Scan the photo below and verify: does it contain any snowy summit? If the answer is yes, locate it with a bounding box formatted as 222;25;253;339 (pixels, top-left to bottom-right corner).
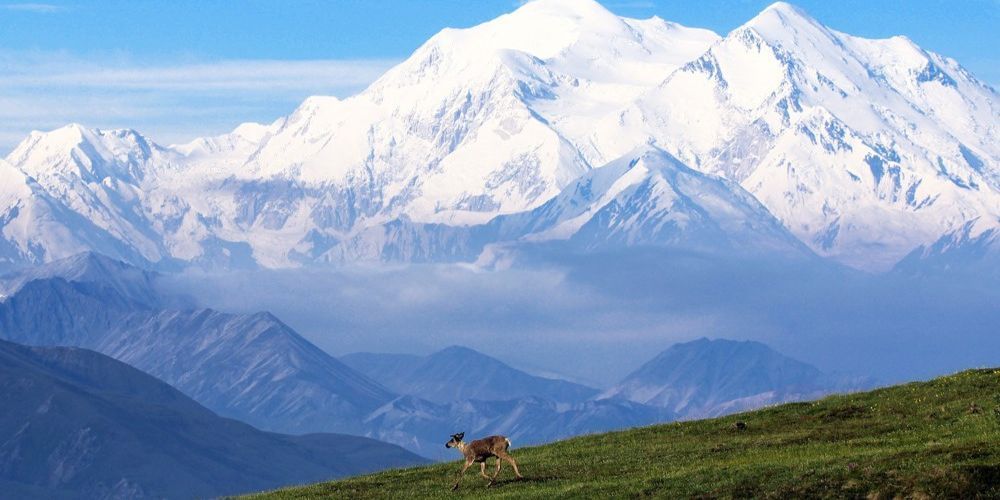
0;0;996;272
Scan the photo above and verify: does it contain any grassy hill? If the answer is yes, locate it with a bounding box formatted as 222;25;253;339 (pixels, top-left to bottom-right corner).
245;369;1000;499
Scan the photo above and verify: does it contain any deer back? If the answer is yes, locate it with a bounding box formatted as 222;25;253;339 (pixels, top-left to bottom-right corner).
465;435;509;459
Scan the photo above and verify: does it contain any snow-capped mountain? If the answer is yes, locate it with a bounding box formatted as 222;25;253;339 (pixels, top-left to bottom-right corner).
590;2;999;269
3;126;180;267
482;147;811;257
600;338;871;418
241;0;718;216
1;0;996;271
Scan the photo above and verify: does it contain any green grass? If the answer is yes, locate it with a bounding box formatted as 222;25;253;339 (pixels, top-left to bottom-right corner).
245;369;1000;499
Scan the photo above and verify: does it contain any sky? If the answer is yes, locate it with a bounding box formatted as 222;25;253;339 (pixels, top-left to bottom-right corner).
1;0;997;151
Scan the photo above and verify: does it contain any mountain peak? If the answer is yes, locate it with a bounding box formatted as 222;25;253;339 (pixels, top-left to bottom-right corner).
34;123;148;149
230;121;271;142
511;0;616;20
8;123;167;183
430;345;498;362
741;1;825;44
0;251;163;308
423;0;627;61
602;337;837;417
29;122;87;148
756;1;816;23
762;1;808;16
667;337;771;354
342;346;599;405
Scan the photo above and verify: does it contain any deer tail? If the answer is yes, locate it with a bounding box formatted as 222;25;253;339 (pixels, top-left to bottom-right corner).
505;437;512;450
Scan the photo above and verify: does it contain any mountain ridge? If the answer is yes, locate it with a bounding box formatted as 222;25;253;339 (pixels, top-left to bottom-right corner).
600;337;872;418
341;345;599;405
0;253;670;456
589;1;998;269
0;255;397;436
0;337;426;499
1;0;996;272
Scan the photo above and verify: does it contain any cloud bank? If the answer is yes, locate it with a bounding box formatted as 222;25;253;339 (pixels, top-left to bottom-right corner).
1;3;64;14
159;250;1000;387
0;51;398;151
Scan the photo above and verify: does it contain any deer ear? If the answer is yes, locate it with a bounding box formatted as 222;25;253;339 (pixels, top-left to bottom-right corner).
456;432;465;440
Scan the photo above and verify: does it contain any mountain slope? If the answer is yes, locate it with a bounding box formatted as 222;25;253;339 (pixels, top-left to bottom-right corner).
248;368;1000;499
0;157;159;272
484;147;812;257
338;346;674;459
0;255;394;436
601;338;865;418
0;254;671;455
363;394;669;460
342;345;598;404
893;221;1000;281
215;0;718;262
0;338;425;500
2;126;179;268
0;251;164;307
320;146;819;265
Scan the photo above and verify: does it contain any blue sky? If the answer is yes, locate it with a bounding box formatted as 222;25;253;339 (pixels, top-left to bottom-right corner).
1;0;997;151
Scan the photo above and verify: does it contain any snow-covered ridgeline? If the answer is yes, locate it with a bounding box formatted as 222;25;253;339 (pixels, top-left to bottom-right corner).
1;0;997;271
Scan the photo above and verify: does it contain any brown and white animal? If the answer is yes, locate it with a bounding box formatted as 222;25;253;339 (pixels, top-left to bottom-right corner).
445;432;522;490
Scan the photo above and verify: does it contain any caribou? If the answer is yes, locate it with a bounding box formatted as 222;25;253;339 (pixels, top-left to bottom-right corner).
445;432;523;490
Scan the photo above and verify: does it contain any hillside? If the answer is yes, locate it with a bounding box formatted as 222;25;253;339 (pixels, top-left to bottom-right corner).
246;368;1000;499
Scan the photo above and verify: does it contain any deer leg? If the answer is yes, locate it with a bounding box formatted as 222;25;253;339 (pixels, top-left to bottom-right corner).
497;451;523;479
452;459;472;491
493;456;502;479
479;461;492;484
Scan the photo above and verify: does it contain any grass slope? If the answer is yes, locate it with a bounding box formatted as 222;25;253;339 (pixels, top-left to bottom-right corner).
245;369;1000;499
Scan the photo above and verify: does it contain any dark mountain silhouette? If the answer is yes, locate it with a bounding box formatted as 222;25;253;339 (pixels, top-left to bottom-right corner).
0;338;425;499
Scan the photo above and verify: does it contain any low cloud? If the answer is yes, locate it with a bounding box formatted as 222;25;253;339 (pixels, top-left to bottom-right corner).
0;51;398;151
2;58;396;92
161;262;728;386
1;3;64;14
159;251;1000;387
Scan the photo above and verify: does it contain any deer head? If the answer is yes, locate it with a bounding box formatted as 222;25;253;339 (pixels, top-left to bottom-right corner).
445;432;465;448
